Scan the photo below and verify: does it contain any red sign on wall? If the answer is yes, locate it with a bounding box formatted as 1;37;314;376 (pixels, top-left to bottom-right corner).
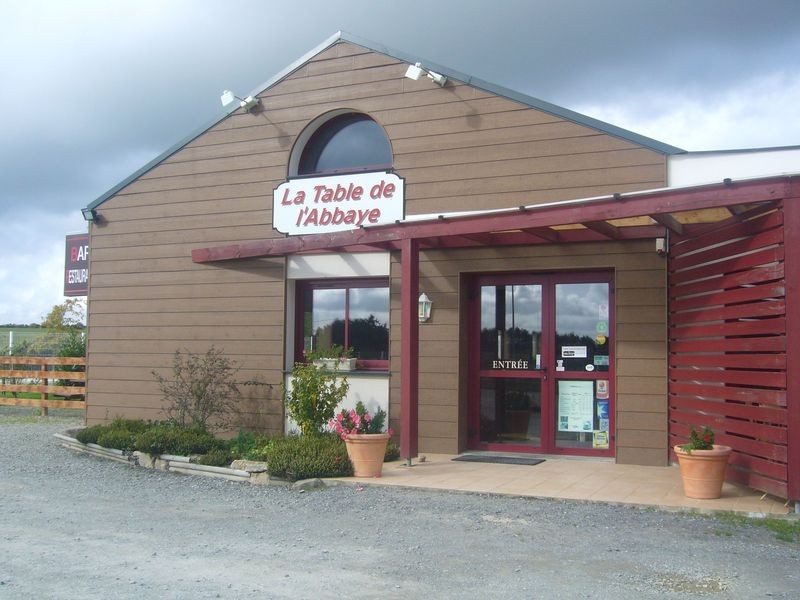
64;233;89;296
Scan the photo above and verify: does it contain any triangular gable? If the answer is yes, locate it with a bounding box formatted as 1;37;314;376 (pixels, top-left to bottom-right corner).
84;31;683;214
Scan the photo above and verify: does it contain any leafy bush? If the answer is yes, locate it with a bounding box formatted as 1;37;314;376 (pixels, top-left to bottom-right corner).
384;439;400;462
75;424;109;445
109;418;151;433
96;428;138;452
228;430;269;460
285;362;349;436
267;434;353;481
133;423;222;456
58;330;86;358
152;347;242;432
196;447;233;467
244;438;274;462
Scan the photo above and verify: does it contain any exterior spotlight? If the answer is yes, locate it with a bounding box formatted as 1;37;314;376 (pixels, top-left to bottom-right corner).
404;62;447;87
418;293;433;323
81;208;98;222
405;62;425;81
220;89;261;112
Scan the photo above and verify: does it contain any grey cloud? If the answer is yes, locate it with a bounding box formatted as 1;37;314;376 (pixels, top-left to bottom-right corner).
2;0;799;323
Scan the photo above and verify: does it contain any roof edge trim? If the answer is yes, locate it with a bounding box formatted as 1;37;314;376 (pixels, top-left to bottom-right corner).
84;30;684;214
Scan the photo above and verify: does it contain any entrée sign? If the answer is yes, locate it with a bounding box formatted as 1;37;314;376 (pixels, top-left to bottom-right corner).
272;171;405;236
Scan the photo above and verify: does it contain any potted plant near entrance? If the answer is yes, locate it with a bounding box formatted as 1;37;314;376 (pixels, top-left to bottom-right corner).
674;426;732;499
330;401;393;477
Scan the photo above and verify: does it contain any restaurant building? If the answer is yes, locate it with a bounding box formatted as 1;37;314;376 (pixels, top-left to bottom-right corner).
81;32;799;504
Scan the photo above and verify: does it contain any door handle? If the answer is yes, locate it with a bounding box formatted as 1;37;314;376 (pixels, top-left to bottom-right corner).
497;331;503;359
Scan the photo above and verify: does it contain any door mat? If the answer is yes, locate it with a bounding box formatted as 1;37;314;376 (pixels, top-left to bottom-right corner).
452;455;545;466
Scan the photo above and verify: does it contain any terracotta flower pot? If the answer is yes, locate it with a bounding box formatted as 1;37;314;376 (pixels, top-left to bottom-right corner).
674;444;732;499
344;433;390;477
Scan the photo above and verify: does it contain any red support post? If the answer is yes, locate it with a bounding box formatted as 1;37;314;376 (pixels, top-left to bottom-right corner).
400;238;419;461
783;193;800;506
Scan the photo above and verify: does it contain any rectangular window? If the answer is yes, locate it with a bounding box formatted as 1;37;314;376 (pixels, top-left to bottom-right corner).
296;279;389;370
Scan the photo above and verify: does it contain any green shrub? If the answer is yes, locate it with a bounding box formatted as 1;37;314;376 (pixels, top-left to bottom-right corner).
228;429;262;459
267;434;353;481
96;428;138;452
58;330;86;358
76;419;152;446
284;362;349;436
75;424;109;445
109;418;151;433
196;447;233;467
133;424;221;456
152;347;242;432
384;439;400;462
244;438;273;462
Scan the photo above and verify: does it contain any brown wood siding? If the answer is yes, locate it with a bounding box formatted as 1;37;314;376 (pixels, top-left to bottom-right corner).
86;40;667;438
389;240;667;465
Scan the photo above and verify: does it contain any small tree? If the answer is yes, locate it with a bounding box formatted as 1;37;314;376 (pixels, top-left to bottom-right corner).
152;347;241;432
285;362;349;436
32;299;87;356
41;299;86;331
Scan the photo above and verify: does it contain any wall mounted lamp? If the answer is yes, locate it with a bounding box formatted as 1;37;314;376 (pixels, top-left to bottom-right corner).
404;62;447;87
81;208;99;222
220;89;261;112
418;293;433;323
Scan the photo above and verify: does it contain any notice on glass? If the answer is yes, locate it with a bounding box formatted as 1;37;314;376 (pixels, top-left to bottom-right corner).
593;431;609;449
561;346;588;358
557;380;594;432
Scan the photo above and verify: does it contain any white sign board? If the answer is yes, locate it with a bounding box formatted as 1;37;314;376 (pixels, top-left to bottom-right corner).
561;346;588;358
557;380;594;432
273;171;405;236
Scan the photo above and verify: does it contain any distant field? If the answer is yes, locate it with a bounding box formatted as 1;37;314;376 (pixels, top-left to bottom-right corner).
0;327;47;340
0;327;72;354
1;327;44;350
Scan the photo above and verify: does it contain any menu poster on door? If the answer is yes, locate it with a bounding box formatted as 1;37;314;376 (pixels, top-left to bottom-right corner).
557;380;594;432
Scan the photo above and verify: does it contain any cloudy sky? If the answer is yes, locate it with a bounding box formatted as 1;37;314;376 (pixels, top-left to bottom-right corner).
2;0;798;324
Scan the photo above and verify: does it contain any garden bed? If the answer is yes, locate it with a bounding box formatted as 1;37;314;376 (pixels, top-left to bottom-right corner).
54;431;283;486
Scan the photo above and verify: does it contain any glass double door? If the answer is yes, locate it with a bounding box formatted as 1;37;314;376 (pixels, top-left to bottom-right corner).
469;273;614;456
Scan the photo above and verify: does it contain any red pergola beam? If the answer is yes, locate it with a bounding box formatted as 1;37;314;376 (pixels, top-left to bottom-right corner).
651;213;684;235
192;178;792;263
582;220;620;239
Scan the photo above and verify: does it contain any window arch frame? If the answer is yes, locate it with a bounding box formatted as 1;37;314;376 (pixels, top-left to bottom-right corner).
288;109;393;178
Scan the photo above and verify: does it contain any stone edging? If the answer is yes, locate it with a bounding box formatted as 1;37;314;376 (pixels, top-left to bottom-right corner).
54;432;285;486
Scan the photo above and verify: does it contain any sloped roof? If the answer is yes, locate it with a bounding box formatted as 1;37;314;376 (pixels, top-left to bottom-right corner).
84;31;684;214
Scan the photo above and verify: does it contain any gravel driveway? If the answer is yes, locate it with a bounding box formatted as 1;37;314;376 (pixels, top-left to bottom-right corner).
1;409;797;599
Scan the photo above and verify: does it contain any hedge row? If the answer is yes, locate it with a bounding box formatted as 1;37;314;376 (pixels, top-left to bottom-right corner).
75;420;400;479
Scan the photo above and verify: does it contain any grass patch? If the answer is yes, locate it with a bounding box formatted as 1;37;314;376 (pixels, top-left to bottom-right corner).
712;511;800;543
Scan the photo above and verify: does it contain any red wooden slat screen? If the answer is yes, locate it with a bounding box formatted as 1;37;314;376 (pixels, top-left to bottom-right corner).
668;204;789;499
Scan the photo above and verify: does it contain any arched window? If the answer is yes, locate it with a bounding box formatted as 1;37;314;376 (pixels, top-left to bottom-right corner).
297;113;392;176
